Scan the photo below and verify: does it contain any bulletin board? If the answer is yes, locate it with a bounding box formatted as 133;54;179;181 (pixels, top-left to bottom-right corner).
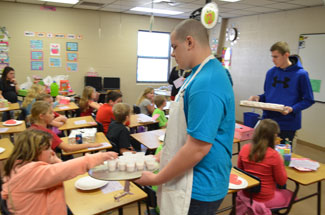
298;33;325;102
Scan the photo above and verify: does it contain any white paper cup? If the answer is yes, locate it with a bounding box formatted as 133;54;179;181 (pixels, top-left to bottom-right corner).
145;159;156;170
136;160;145;171
123;152;133;157
118;160;126;171
126;161;136;172
108;159;117;172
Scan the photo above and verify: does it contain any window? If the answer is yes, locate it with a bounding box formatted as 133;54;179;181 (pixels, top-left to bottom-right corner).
136;30;171;83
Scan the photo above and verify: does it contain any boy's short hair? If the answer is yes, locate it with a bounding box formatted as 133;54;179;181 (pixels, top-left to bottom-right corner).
270;41;290;55
35;93;52;101
107;91;122;103
113;103;130;123
154;95;166;108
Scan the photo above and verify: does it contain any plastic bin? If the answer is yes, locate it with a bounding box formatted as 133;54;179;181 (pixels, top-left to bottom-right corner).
243;112;260;128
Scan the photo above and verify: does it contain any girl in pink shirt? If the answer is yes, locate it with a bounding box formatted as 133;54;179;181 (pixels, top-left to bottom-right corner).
237;119;292;213
1;129;117;215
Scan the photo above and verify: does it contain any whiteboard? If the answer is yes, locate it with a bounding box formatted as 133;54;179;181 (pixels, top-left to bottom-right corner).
298;34;325;102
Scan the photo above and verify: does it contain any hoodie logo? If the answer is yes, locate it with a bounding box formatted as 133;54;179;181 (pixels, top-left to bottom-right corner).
272;76;290;88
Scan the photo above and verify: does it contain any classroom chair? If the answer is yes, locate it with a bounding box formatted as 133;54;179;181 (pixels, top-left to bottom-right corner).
133;105;141;114
96;121;104;133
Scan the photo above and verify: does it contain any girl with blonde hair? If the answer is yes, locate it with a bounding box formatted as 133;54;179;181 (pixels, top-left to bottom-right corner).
79;86;102;116
1;129;117;215
136;87;154;115
22;84;46;115
29;101;102;154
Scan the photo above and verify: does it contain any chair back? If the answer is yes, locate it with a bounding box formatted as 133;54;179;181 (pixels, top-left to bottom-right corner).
133;105;140;114
17;107;27;121
96;121;104;133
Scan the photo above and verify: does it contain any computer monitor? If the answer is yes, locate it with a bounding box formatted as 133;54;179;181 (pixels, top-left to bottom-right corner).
84;76;102;92
103;77;120;90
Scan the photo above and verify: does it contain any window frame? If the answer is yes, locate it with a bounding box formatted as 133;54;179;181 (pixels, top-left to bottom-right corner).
136;30;171;83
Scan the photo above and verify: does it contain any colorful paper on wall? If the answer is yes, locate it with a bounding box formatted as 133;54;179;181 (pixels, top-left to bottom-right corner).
66;62;78;72
0;52;9;62
31;61;43;70
66;42;78;51
0;42;9;52
24;31;35;37
31;51;43;60
0;63;8;71
67;52;78;62
30;40;43;50
50;43;60;56
310;79;321;93
49;58;61;67
67;34;76;39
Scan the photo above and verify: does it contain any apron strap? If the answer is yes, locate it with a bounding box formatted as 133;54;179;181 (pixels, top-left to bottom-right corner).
175;55;215;101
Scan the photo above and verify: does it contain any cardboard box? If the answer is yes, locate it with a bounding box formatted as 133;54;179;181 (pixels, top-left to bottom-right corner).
234;123;254;141
68;128;97;144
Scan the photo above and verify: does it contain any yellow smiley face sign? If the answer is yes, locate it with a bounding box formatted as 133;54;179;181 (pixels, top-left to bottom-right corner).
201;2;219;29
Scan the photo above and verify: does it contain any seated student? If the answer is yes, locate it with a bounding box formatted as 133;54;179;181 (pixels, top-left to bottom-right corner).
79;86;102;117
106;103;135;155
30;101;102;154
1;129;118;215
237;119;292;211
35;93;67;128
22;84;46;116
152;95;168;128
96;91;122;134
0;66;19;103
136;87;155;116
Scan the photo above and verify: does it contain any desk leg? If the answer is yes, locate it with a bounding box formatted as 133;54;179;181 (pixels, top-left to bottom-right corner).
317;182;321;215
229;192;237;215
118;207;123;215
137;201;142;215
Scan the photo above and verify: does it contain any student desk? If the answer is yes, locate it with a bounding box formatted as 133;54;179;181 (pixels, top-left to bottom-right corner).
128;114;158;129
0;103;20;112
154;89;171;97
216;167;260;215
61;132;112;155
64;173;147;215
0;138;13;161
53;102;79;112
284;153;325;215
131;129;166;150
232;137;282;156
58;116;96;131
0;121;26;135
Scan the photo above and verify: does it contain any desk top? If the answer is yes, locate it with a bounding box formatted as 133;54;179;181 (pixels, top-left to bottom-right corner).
0;121;26;134
59;116;96;131
131;129;166;149
128;114;158;128
228;168;260;194
53;102;79;112
0;103;20;112
154;89;171;97
0;138;14;160
64;173;147;215
61;132;112;155
285;153;325;185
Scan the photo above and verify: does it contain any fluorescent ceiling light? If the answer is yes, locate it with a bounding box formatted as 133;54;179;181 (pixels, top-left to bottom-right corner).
40;0;79;4
220;0;241;2
130;7;183;15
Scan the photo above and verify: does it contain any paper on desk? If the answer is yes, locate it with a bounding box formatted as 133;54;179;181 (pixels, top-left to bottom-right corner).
0;108;8;111
289;158;320;171
0;128;9;133
137;114;155;123
101;181;124;194
58;106;68;110
74;120;87;125
88;142;110;150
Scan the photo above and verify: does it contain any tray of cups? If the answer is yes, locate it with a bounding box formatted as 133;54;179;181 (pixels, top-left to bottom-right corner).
240;100;285;112
89;152;159;181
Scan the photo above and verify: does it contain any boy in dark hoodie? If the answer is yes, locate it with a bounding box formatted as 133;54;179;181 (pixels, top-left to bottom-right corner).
249;41;314;144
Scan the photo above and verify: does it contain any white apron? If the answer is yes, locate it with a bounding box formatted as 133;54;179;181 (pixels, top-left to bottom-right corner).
157;55;215;215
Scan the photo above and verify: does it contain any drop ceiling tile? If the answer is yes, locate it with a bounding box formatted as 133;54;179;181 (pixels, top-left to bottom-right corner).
266;2;305;9
230;9;259;15
73;4;102;9
16;0;45;4
245;6;279;12
219;12;239;18
174;2;203;10
238;0;274;6
79;0;115;4
289;0;324;6
221;2;254;10
268;0;294;2
102;3;132;10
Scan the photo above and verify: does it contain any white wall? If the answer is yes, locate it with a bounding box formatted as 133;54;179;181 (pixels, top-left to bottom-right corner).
226;6;325;148
0;2;181;105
